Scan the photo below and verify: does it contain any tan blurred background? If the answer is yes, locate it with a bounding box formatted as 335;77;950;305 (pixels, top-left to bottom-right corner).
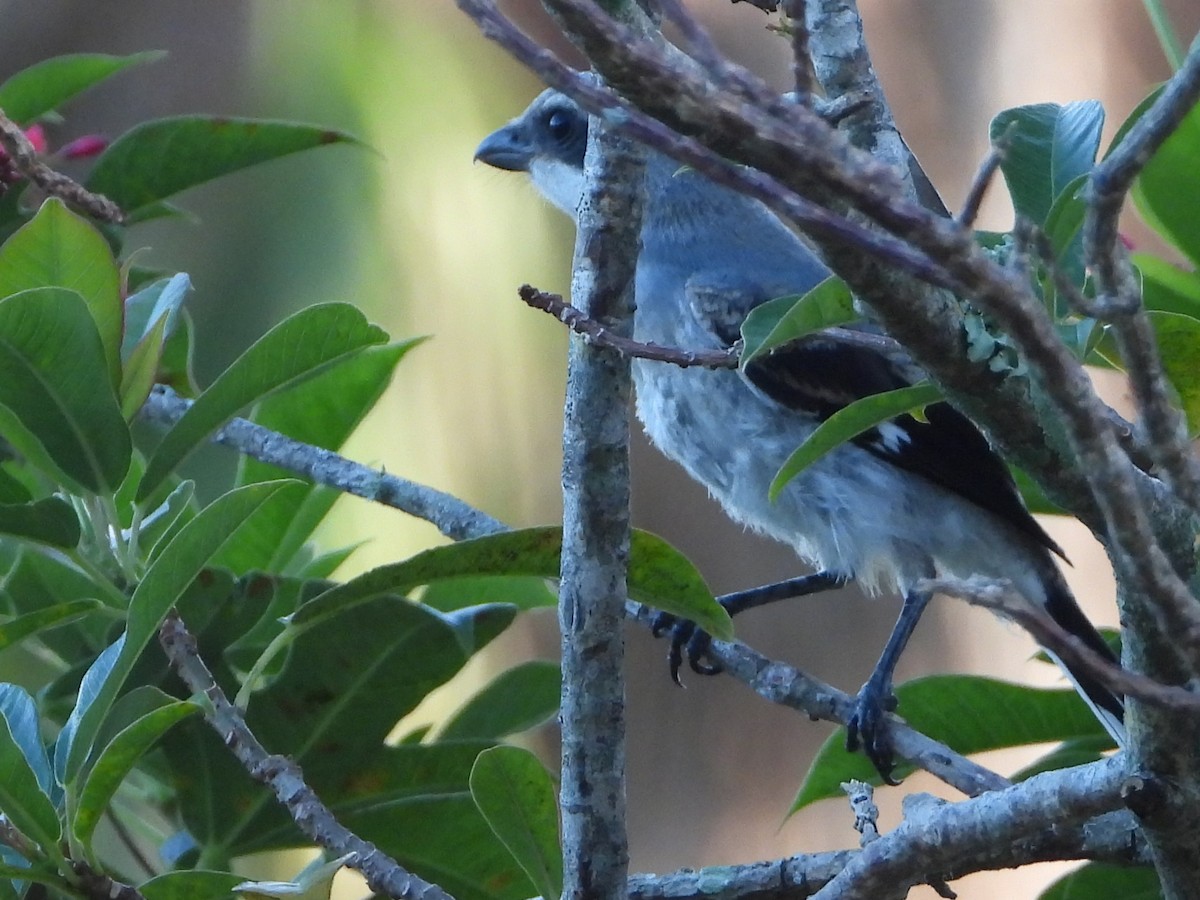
2;1;1197;897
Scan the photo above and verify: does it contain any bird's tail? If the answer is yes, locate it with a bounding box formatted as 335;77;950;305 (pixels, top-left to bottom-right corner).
1040;570;1125;746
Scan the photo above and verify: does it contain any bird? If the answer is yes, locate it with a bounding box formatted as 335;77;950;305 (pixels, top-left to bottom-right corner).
474;87;1124;780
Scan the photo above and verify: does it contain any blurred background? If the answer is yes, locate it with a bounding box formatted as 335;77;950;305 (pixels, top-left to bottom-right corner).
2;1;1197;897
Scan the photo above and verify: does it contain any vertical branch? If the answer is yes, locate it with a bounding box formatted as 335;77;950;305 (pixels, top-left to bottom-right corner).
1085;40;1200;515
556;83;648;900
783;0;813;100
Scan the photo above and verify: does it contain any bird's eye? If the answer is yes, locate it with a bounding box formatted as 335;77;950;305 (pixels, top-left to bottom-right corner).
545;109;575;143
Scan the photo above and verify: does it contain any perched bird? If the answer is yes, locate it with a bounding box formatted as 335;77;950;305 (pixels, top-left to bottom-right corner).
474;88;1124;778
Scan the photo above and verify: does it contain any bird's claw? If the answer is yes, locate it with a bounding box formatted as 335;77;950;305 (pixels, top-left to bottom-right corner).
650;611;722;684
846;679;901;785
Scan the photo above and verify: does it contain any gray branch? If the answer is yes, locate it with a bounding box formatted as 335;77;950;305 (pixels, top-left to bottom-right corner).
1085;40;1200;516
141;385;506;543
554;58;648;900
157;612;454;900
810;755;1133;900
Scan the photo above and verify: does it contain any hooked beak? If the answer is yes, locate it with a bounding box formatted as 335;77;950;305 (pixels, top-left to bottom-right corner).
474;124;534;172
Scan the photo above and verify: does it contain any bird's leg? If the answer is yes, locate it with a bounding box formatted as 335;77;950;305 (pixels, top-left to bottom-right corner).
846;586;933;784
651;571;850;683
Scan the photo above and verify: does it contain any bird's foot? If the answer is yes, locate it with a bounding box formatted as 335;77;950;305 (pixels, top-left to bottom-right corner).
846;678;901;785
650;612;722;684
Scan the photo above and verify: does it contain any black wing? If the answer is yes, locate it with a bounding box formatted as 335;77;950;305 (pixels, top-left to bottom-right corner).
743;335;1065;560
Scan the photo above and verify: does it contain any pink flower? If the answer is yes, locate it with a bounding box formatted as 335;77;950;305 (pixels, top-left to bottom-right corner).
23;124;47;154
59;134;108;160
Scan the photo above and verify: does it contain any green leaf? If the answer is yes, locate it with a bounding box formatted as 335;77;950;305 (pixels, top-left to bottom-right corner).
440;661;560;740
991;101;1105;225
86;117;361;217
1135;253;1200;319
421;576;556;612
0;466;31;504
139;871;245;900
0;599;103;652
217;340;420;575
770;383;943;501
138;303;387;501
72;699;199;848
54;636;124;785
293;527;731;640
0;52;165;125
121;273;191;361
121;313;171;420
61;480;293;780
0;548;118;662
143;480;198;563
0;685;53;796
1041;173;1090;307
1011;468;1065;517
121;274;192;415
470;747;563;900
1038;863;1161;900
1133;89;1200;266
1144;311;1200;434
0;497;80;547
791;675;1108;813
0;287;131;492
0;701;61;855
0;199;122;384
1104;86;1164;162
158;308;199;397
739;278;857;367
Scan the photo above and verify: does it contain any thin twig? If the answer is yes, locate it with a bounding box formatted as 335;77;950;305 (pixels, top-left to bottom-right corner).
521;284;916;365
141;385;507;543
955;137;1008;228
105;811;158;881
651;0;728;81
1082;41;1200;517
0;107;125;224
783;0;813;101
521;284;738;368
927;575;1200;712
158;611;455;900
1012;221;1157;475
843;780;880;846
624;600;1011;798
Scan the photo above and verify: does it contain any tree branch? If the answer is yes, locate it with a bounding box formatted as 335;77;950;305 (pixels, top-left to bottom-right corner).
157;611;455;900
520;284;739;368
554;83;646;900
1085;40;1200;516
927;575;1200;712
141;385;507;542
810;754;1133;900
0;107;125;224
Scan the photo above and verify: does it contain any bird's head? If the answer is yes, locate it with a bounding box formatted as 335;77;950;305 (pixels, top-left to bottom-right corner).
474;89;589;217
